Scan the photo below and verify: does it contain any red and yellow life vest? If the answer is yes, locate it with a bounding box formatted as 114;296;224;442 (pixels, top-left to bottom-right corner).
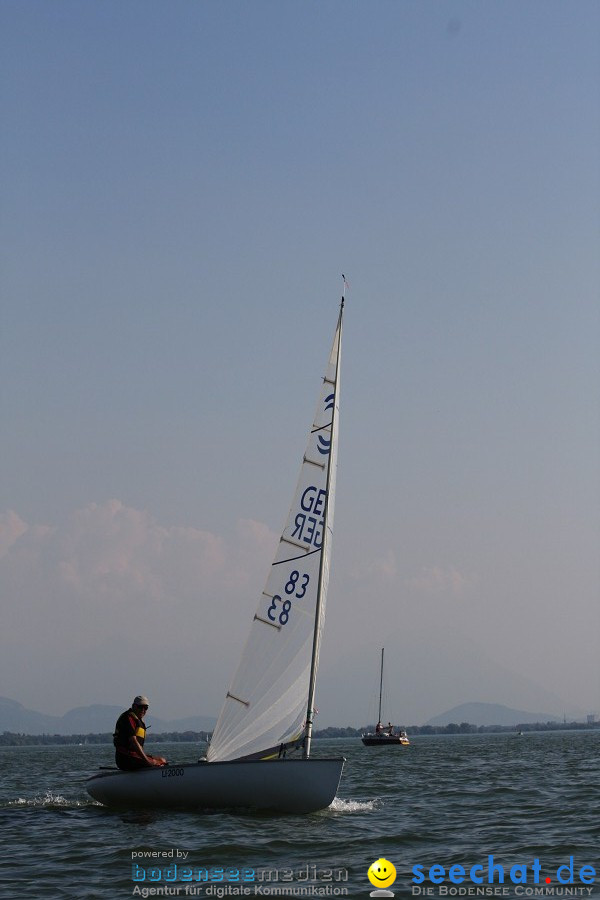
113;709;146;757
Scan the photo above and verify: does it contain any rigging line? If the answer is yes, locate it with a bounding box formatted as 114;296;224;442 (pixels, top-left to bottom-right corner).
311;421;333;434
272;546;322;566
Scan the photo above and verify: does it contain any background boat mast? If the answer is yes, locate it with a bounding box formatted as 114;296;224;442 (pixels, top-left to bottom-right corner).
378;648;384;723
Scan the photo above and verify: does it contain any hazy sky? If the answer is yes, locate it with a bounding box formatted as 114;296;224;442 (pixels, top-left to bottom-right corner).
1;1;598;727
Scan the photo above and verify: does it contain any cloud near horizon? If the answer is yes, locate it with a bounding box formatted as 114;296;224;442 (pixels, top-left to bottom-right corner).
349;548;398;582
406;565;477;598
2;500;276;602
0;500;278;712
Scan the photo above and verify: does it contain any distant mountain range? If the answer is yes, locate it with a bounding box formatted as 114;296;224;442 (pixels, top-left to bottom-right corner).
425;702;560;727
0;696;216;735
1;696;569;735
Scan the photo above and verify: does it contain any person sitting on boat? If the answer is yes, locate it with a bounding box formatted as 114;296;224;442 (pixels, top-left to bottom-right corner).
375;722;384;735
113;696;167;770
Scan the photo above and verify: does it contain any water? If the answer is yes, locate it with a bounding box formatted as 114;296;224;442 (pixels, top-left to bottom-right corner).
1;732;598;899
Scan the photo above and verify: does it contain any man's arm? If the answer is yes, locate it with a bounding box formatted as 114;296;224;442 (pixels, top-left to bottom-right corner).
128;734;164;767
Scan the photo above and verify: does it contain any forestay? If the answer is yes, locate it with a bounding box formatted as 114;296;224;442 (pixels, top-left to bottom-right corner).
207;304;343;762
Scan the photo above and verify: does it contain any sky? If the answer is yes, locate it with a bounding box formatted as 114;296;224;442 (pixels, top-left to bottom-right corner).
1;0;598;728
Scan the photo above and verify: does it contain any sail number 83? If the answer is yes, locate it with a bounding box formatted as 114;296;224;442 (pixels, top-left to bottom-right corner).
267;571;310;626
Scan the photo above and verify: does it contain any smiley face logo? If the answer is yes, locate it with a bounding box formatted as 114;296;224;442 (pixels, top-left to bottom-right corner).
367;858;397;889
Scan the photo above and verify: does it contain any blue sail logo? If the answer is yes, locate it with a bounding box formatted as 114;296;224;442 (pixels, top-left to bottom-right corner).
317;393;335;455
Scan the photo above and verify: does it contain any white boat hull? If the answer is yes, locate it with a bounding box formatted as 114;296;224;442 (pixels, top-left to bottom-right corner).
86;757;345;814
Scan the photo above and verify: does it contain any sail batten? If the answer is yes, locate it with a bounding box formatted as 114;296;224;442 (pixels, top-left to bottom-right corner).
303;457;326;470
207;302;343;763
226;693;250;707
279;535;312;552
254;615;281;630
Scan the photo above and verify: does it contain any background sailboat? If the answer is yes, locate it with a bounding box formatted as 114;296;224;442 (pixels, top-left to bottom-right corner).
361;648;410;746
87;294;346;812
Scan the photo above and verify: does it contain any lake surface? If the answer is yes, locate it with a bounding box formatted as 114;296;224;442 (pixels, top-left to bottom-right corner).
1;731;598;899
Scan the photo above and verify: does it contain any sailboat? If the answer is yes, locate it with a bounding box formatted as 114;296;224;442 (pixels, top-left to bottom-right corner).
86;293;346;812
361;648;410;746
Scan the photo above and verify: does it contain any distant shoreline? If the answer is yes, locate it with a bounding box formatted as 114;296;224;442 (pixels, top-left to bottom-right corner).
0;721;597;746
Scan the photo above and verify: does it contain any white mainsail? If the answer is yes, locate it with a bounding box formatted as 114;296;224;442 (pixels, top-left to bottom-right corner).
208;303;343;762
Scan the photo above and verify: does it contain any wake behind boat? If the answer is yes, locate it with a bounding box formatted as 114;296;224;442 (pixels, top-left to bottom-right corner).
361;648;410;747
87;289;347;813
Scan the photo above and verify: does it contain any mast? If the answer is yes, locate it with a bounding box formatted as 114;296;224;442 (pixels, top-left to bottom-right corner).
378;648;384;724
303;291;344;759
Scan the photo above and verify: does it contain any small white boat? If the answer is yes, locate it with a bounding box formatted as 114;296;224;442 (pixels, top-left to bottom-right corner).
361;648;410;747
86;757;343;813
87;286;347;812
